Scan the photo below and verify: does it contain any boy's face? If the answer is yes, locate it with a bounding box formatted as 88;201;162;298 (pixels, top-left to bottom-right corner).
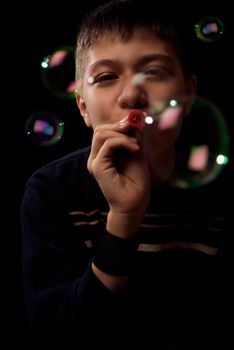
77;28;196;154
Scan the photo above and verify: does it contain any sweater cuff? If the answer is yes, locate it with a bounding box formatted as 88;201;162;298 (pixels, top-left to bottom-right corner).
93;230;138;276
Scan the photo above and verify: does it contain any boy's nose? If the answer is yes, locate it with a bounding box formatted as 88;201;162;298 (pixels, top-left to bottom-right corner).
118;80;148;109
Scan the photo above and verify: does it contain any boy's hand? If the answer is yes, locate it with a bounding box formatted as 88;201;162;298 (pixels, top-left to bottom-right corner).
87;118;150;238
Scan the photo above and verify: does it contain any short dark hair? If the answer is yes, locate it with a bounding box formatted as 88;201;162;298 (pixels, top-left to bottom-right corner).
75;0;196;81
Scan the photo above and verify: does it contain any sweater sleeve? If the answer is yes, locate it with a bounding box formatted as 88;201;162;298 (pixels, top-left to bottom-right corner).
21;169;128;348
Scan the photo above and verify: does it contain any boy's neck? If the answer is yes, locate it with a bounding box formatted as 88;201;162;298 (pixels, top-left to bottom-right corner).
149;147;175;186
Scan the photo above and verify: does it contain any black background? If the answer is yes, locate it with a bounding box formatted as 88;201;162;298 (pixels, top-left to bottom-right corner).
8;0;233;347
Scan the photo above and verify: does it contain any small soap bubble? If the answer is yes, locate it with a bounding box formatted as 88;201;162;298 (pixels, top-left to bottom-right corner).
25;111;64;146
87;76;94;84
41;46;76;99
145;115;154;125
158;105;183;130
195;16;224;43
132;73;145;86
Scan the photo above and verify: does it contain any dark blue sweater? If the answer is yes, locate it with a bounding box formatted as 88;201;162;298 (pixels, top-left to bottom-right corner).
21;146;231;349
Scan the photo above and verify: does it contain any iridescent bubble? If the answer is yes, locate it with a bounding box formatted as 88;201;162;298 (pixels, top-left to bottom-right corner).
41;46;76;99
25;111;64;146
147;99;182;129
87;76;94;84
157;104;183;130
169;96;230;188
131;73;145;86
149;100;168;115
195;16;224;43
145;115;154;125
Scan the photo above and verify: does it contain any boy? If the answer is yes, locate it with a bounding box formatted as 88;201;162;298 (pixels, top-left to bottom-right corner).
21;1;229;348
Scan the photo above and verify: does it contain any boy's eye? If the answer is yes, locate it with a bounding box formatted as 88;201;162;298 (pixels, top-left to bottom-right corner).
144;68;169;80
93;73;118;84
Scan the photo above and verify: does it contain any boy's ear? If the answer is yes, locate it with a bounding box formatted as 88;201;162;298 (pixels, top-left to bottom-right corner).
76;95;92;128
184;75;197;116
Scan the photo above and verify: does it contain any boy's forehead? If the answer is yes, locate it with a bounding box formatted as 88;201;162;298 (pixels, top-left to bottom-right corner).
88;28;164;48
83;29;177;70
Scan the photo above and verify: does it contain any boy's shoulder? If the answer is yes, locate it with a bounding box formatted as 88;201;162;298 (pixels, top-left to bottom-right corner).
25;146;91;187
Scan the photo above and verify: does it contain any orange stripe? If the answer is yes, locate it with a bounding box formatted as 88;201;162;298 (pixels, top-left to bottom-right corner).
73;220;101;226
137;241;218;255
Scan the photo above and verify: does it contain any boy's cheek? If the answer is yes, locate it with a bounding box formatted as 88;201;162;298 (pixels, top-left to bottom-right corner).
142;122;180;152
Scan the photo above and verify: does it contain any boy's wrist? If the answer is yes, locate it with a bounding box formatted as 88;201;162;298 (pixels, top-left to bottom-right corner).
107;209;144;239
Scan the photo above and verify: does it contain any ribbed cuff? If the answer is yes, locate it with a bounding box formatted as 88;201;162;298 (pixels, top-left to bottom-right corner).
93;230;138;275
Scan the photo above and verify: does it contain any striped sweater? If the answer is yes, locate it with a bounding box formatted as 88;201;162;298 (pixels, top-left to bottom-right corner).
21;146;231;349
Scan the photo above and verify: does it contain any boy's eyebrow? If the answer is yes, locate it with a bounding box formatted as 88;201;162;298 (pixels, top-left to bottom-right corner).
88;59;119;72
88;54;176;72
136;53;176;66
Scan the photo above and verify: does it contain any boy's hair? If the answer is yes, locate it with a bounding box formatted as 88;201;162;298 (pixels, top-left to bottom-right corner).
75;0;196;82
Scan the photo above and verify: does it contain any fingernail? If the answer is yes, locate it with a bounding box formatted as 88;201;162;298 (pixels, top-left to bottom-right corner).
118;116;129;128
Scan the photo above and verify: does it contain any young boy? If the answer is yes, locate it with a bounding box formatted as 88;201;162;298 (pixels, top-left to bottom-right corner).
21;1;229;349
